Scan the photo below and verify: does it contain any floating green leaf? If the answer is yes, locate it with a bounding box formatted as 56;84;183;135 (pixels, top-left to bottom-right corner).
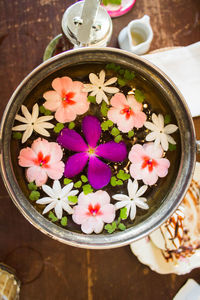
48;211;58;222
54;122;64;133
116;179;123;186
13;132;22;140
124;69;135;81
82;184;93;195
39;105;52;116
105;63;116;70
61;216;68;226
117;78;126;87
68;196;78;204
101;121;109;131
101;101;109;117
63;178;72;185
68;122;75;129
111;127;120;136
119;69;125;75
107;120;113;127
114;135;122;143
29;191;40;201
81;175;88;183
128;130;134;138
104;222;117;234
118;223;126;231
28;182;37;191
135;89;145;103
117;170;130;181
120;207;128;220
87;96;96;103
168;143;176;151
110;176;117;187
164;114;171;125
74;181;82;188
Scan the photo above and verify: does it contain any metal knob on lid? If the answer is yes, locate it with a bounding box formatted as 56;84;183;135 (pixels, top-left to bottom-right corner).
62;0;113;48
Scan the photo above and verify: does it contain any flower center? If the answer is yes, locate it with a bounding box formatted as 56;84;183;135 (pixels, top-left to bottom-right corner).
141;156;158;172
62;92;76;107
87;146;96;157
34;151;50;168
87;203;102;216
120;105;133;120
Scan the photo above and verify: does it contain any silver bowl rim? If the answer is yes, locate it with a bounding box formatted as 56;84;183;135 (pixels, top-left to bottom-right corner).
0;47;196;249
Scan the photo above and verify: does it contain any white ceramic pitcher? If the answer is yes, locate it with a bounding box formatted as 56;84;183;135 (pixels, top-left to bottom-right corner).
118;15;153;55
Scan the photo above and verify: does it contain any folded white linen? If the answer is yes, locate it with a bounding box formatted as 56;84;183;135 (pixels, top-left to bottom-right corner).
173;279;200;300
143;42;200;117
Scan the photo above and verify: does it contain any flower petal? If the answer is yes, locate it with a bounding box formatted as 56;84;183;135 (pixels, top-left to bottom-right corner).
60;182;73;198
166;134;176;145
33;125;50;137
144;121;159;132
43;91;61;111
104;77;118;86
34;121;54;129
103;86;119;94
87;157;111;189
145;131;158;142
110;93;127;108
42;184;57;198
22;125;34;143
96;141;127;162
55;106;76;123
155;158;170;177
54;202;63;219
128;179;138;198
61;201;74;214
163;124;178;134
32;104;39;122
112;194;130;201
115;201;130;210
52;76;73;95
42;202;56;215
36;197;53;205
21;105;32;122
160;133;169;151
36;115;54;122
52;180;62;195
89;73;99;85
12;124;28;131
135;199;149;210
130;203;136;220
152;113;161;129
18;147;36;167
26;166;48;186
82;115;101;148
136;185;148;197
57;128;87;152
15;114;29;123
158;114;164;129
64;152;88;178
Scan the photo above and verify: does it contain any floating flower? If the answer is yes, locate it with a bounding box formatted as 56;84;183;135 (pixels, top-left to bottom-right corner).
18;138;65;186
113;179;149;221
107;93;147;133
57;115;127;189
144;113;178;151
128;143;170;185
36;180;78;219
83;70;119;104
12;104;54;143
72;191;115;234
43;76;89;123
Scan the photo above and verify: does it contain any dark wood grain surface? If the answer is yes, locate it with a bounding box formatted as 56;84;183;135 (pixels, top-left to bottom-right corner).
0;1;200;299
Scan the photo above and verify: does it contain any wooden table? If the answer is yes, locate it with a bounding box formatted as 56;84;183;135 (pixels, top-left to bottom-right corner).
0;1;200;299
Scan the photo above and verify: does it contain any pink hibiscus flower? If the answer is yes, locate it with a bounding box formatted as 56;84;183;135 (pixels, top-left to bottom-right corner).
72;191;115;234
18;138;65;186
128;143;170;185
43;76;89;123
107;93;147;133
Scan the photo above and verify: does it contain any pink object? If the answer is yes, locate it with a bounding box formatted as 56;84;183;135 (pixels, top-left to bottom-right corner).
102;0;136;18
128;143;170;185
43;76;89;123
18;138;65;186
107;93;146;133
72;190;115;234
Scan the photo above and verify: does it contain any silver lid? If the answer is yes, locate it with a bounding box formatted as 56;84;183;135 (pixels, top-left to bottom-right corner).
62;1;112;47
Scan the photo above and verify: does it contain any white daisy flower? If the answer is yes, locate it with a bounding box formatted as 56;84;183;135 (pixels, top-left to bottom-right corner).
83;69;119;104
144;113;178;151
112;179;149;221
12;103;54;143
36;180;79;220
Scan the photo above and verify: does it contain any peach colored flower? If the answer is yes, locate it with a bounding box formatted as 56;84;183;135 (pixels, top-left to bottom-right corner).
72;191;115;234
107;93;147;133
128;143;170;185
18;138;65;186
43;76;89;123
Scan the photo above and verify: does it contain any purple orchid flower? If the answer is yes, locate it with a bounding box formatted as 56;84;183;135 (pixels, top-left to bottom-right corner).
57;115;127;189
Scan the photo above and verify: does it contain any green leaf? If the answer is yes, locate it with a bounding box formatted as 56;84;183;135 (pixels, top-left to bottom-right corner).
128;130;134;138
164;114;171;125
124;69;135;81
28;182;37;191
120;207;128;220
63;178;72;185
44;109;52;116
68;196;78;204
119;69;125;75
82;184;93;195
87;96;96;103
114;135;122;143
68;122;75;129
12;132;22;140
54;122;64;133
81;175;88;183
110;176;117;187
101;121;108;131
117;78;126;87
101;101;109;117
135;89;145;103
74;181;82;188
168;143;176;151
116;179;123;186
117;170;130;181
29;191;40;201
118;223;126;231
104;222;117;234
107;120;113;127
105;63;116;70
111;127;120;136
48;211;58;222
39;105;45;114
61;216;67;226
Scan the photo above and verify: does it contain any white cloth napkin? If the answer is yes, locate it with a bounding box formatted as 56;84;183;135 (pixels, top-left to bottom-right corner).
173;279;200;300
142;42;200;117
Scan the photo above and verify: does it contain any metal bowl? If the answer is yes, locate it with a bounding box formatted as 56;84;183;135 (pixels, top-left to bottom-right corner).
0;47;198;249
